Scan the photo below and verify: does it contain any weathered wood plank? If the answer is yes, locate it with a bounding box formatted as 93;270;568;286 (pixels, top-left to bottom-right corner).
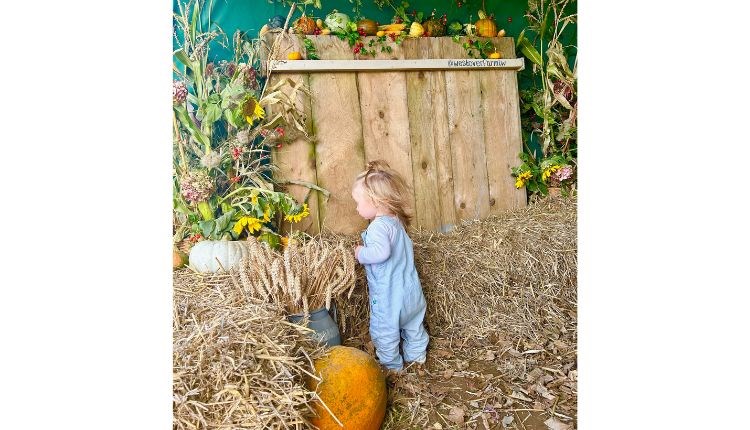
440;38;491;222
356;36;417;223
402;37;454;231
306;36;368;234
479;37;527;214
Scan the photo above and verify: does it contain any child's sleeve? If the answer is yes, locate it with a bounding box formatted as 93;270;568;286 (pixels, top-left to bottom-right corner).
357;221;392;265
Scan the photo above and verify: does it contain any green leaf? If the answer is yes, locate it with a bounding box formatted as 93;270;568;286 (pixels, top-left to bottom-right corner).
199;220;216;237
224;108;239;128
174;105;211;148
190;0;200;43
203;102;222;125
173;49;194;70
214;209;236;233
517;34;543;66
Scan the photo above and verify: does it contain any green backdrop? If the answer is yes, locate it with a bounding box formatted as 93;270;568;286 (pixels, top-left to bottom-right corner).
173;0;576;89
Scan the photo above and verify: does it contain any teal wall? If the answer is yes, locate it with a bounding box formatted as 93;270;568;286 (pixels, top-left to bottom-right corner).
173;0;576;89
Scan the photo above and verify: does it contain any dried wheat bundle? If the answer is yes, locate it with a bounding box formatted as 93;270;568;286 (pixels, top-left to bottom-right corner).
235;236;356;315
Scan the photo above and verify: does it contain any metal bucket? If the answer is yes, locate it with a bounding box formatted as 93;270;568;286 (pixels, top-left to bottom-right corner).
287;306;341;347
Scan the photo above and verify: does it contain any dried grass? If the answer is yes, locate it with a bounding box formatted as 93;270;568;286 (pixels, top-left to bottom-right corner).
172;196;577;429
324;196;577;349
173;270;328;430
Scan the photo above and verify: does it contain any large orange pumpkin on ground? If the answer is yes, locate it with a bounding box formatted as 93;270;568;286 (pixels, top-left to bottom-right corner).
307;346;387;430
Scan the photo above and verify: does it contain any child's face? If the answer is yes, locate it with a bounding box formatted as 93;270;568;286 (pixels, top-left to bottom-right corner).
352;182;378;220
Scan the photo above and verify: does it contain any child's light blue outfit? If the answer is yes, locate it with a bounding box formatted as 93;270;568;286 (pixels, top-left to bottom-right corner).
358;215;429;370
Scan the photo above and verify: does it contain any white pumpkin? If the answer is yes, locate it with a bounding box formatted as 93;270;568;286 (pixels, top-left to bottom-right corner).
188;240;251;273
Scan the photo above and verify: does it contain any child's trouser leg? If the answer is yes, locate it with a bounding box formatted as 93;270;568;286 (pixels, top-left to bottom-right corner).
371;328;403;370
370;289;404;370
400;287;429;363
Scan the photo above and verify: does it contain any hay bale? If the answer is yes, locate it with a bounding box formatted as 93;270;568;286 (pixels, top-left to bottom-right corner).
173;270;327;430
324;196;577;346
172;196;577;428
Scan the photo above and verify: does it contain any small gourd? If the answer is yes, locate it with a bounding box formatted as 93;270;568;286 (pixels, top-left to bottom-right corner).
475;10;497;37
287;51;303;60
356;18;378;36
324;10;350;33
307;346;387;430
409;21;425;38
294;15;317;35
489;51;502;59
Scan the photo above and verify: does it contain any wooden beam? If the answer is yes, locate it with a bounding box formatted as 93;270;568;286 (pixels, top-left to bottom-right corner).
270;58;525;73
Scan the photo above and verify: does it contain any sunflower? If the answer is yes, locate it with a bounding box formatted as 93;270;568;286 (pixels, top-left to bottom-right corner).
514;171;533;189
243;97;265;124
284;203;310;223
232;216;263;235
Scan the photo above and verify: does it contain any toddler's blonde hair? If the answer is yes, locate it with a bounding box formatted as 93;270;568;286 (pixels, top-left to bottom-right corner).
354;160;412;228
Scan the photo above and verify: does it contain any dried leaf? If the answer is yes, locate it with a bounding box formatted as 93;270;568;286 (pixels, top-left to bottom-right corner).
509;391;533;402
447;406;465;425
485;350;496;361
534;383;556;400
568;370;577;381
443;369;454;379
502;415;515;427
432;423;443;429
544;417;572;430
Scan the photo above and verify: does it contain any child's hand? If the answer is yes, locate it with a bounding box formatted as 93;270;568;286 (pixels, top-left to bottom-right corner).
354;245;363;260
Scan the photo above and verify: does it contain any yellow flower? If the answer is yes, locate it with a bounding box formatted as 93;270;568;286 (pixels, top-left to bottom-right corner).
514;171;532;189
262;206;271;222
232;216;263;235
245;217;262;234
284;203;310;223
542;165;561;182
250;191;259;206
243;97;265;124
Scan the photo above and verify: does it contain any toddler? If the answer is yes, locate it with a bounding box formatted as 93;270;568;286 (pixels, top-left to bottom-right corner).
351;160;429;371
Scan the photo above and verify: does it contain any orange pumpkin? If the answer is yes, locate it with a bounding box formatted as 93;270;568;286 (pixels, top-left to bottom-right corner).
294;15;317;35
475;10;497;37
307;346;387;430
